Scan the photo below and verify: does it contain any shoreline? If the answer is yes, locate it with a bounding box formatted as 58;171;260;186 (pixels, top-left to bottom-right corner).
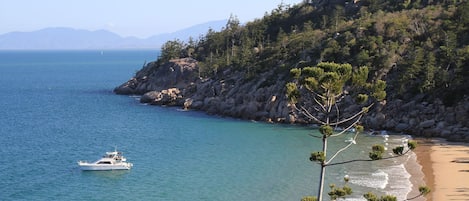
413;138;469;200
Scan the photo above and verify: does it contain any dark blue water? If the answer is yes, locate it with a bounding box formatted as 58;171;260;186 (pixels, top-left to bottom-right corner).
0;50;420;200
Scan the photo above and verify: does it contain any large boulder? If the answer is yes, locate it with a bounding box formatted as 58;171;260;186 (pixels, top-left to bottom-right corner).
140;88;182;106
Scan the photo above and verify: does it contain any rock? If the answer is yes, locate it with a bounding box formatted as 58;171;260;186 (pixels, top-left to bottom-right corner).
401;101;415;110
140;88;182;106
419;119;435;128
384;119;397;129
436;121;445;129
255;111;269;120
114;85;135;95
191;100;204;109
140;91;160;103
440;129;452;137
368;113;386;129
422;129;437;138
367;117;378;129
395;123;410;132
288;114;296;123
114;78;139;95
409;118;418;127
447;134;464;142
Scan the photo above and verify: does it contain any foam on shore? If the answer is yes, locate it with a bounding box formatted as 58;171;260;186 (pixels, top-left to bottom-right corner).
340;134;423;200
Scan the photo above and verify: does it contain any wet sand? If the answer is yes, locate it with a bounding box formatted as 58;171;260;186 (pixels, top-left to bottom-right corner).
414;138;469;201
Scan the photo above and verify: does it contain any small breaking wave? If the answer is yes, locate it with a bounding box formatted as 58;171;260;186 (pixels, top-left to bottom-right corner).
349;169;389;189
343;134;416;200
383;164;412;200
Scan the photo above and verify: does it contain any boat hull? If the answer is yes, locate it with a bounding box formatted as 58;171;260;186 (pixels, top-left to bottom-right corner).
78;162;133;171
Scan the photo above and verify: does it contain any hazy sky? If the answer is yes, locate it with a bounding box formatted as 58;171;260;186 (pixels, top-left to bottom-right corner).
0;0;300;38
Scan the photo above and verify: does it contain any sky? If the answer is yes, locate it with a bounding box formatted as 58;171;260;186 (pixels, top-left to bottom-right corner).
0;0;300;38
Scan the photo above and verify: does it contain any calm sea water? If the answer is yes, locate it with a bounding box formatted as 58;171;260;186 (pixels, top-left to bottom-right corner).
0;50;422;201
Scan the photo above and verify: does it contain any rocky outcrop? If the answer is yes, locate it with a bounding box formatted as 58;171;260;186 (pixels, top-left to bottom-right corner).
366;96;469;142
115;58;469;142
114;58;199;95
114;58;292;122
140;88;184;106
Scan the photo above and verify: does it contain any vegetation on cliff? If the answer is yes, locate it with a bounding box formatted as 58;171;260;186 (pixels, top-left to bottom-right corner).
159;0;469;105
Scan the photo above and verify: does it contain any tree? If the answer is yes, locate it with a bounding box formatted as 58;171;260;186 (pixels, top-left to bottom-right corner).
159;39;186;62
286;62;425;201
224;14;241;66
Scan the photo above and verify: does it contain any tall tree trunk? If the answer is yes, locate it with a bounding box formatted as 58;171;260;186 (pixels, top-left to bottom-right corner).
317;135;327;201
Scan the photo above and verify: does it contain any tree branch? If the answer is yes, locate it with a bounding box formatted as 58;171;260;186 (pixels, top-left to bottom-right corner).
330;115;362;137
334;101;341;131
326;131;359;165
314;97;327;113
299;105;327;125
405;193;425;201
329;103;373;126
326;149;411;167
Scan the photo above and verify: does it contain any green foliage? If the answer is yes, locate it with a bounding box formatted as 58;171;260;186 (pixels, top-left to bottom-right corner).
301;196;317;201
408;140;417;150
317;62;340;72
393;140;417;155
372;144;385;152
319;125;333;137
328;184;352;200
419;185;431;196
319;71;340;86
288;62;385;124
159;39;186;62
336;63;353;80
356;94;369;104
310;151;325;163
320;72;342;94
363;192;378;201
392;146;404;155
363;192;397;201
302;67;324;79
362;106;370;113
286;82;299;103
304;77;319;91
372;80;386;101
369;145;385;160
290;68;301;79
355;125;364;133
369;151;383;160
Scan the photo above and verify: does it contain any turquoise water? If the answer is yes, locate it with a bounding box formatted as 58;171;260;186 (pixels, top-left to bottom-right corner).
0;50;420;200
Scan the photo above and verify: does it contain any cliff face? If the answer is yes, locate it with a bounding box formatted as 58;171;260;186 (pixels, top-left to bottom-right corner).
114;58;293;123
114;58;469;142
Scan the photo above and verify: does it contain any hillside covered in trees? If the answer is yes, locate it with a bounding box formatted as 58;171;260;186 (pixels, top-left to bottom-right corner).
116;0;469;141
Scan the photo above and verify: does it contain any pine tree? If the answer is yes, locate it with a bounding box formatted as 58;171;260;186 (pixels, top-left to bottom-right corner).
287;62;425;201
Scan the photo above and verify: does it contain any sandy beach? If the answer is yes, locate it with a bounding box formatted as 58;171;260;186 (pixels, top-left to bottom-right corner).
414;138;469;201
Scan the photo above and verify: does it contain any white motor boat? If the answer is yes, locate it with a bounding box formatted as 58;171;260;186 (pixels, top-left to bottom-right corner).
78;149;133;171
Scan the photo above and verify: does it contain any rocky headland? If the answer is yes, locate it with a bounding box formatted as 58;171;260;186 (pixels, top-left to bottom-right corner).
115;58;469;142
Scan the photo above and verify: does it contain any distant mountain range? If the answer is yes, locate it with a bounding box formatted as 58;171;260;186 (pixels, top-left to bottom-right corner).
0;20;227;50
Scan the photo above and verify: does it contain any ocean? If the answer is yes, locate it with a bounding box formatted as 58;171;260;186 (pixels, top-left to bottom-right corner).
0;50;423;201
